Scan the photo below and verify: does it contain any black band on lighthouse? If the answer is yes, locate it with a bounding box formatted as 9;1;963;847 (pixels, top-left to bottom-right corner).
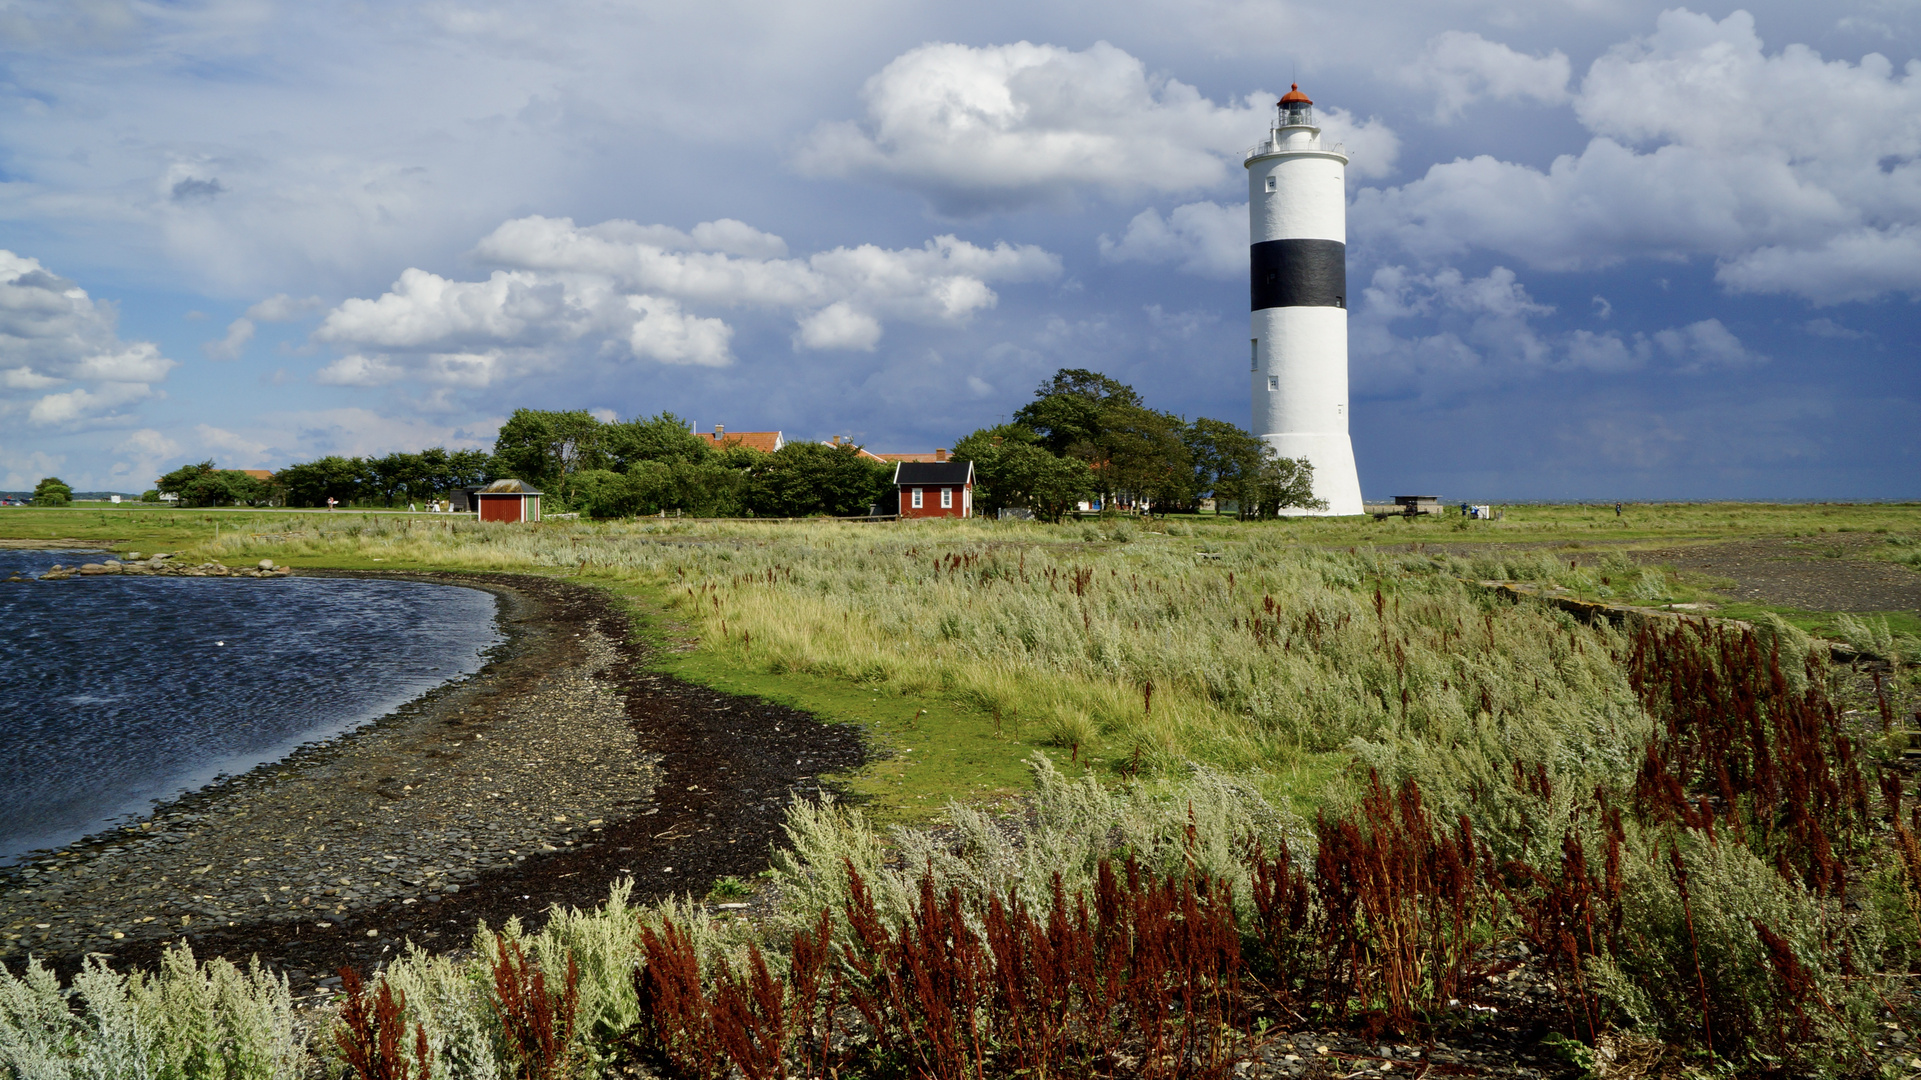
1250;239;1346;310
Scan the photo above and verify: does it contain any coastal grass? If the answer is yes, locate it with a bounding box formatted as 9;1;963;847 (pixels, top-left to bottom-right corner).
6;503;1921;1075
7;501;1919;823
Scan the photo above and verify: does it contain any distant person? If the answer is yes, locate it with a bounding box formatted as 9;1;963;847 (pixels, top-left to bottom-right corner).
326;496;337;511
1615;502;1623;517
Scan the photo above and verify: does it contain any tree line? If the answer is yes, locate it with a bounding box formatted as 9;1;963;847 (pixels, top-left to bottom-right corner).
956;368;1324;520
146;368;1323;518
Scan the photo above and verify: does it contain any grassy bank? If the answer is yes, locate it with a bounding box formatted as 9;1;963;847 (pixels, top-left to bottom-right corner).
6;502;1919;824
7;503;1921;1075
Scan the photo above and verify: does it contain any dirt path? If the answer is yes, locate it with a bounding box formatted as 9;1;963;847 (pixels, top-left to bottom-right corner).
2;571;867;996
1622;535;1921;613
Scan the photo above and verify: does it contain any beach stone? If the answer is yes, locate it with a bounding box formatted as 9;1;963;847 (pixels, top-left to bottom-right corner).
258;560;274;570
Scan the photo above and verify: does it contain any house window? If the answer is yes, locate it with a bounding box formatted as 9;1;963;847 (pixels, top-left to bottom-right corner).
911;487;923;509
1250;338;1258;370
1267;376;1279;391
941;488;953;509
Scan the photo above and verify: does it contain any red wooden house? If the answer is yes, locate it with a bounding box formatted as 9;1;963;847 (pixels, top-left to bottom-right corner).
893;460;974;519
473;479;543;523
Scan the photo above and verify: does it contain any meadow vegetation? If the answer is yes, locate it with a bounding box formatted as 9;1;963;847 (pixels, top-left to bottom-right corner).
4;502;1921;1075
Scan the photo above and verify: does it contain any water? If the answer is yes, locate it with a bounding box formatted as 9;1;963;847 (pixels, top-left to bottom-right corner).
0;550;502;863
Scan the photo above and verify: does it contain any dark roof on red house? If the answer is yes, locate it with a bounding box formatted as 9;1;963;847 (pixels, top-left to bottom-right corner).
892;461;974;486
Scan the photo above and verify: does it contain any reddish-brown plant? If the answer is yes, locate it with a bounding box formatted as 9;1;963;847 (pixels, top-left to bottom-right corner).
490;933;580;1080
334;967;431;1080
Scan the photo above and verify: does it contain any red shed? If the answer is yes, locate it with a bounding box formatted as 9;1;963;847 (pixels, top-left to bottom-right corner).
474;479;543;523
893;460;974;519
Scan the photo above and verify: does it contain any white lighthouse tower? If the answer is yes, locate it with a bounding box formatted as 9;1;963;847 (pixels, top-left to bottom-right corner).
1245;85;1363;516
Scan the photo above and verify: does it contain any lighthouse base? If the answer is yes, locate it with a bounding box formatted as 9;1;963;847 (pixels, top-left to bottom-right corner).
1259;432;1364;516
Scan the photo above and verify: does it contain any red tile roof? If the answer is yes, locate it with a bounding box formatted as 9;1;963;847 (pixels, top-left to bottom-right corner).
698;430;784;453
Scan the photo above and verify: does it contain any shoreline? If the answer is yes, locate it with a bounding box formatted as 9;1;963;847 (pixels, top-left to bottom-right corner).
0;569;868;996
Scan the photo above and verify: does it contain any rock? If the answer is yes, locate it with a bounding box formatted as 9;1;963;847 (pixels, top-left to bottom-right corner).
258;559;275;570
78;564;110;575
127;552;142;560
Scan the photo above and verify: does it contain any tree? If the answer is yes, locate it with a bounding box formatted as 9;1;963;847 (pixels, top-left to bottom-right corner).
1012;369;1144;457
277;457;367;507
603;413;711;469
951;425;1093;522
31;477;72;506
490;409;605;502
740;442;892;517
447;449;492;490
569;469;644;519
1184;418;1267;513
155;462;268;507
629;460;744;517
1245;453;1328;518
1012;369;1188;510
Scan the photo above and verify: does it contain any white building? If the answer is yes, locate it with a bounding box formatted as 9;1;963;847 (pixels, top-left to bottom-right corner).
1245;85;1364;516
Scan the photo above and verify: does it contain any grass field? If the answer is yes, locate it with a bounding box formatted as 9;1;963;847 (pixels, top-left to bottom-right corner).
7;501;1917;826
9;501;1921;1074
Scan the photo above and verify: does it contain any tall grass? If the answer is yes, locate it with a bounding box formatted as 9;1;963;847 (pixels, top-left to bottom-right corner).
209;517;1650;834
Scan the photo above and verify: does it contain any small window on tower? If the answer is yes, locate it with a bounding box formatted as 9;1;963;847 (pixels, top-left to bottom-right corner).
1250;339;1259;370
1265;175;1277;192
1267;376;1279;391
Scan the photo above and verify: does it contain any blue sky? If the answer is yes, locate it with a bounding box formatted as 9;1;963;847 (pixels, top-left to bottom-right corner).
1;0;1916;501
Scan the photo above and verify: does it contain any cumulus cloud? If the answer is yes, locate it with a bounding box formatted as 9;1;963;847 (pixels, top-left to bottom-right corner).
245;294;325;322
1354;264;1764;394
313;215;1059;386
1356;10;1921;303
794;301;882;351
797;41;1280;213
1405;31;1572;120
1100;201;1245;278
0;250;175;426
204;317;254;361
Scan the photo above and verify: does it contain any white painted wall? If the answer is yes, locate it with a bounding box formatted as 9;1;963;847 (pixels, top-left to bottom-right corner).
1247;117;1364;517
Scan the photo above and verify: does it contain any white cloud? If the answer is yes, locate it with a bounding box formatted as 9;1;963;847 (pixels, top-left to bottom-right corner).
313;215;1058;386
28;381;155;425
627;296;734;366
1652;318;1765;372
0;250;175;426
1356;10;1921;303
0;446;64;490
794;301;882;351
1717;225;1921;304
1354;264;1764;393
204;317;254;361
244;294;325;322
795;41;1279;213
194;423;271;463
315;353;406;387
1804;317;1868;340
1405;31;1573;121
106;428;181;490
1101;201;1245;278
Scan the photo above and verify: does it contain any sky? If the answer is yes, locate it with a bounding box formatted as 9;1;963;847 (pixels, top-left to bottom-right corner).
1;0;1917;501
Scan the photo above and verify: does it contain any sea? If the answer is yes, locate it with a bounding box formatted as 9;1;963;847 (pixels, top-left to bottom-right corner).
0;550;502;864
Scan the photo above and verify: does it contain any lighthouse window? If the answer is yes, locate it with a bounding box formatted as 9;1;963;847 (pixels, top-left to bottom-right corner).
1267;376;1279;391
1265;175;1277;192
1250;339;1258;370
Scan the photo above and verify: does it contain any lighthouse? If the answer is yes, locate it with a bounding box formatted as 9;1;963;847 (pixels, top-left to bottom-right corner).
1245;85;1363;516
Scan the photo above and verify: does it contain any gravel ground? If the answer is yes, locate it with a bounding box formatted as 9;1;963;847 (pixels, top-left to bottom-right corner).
1623;534;1921;615
0;570;867;999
